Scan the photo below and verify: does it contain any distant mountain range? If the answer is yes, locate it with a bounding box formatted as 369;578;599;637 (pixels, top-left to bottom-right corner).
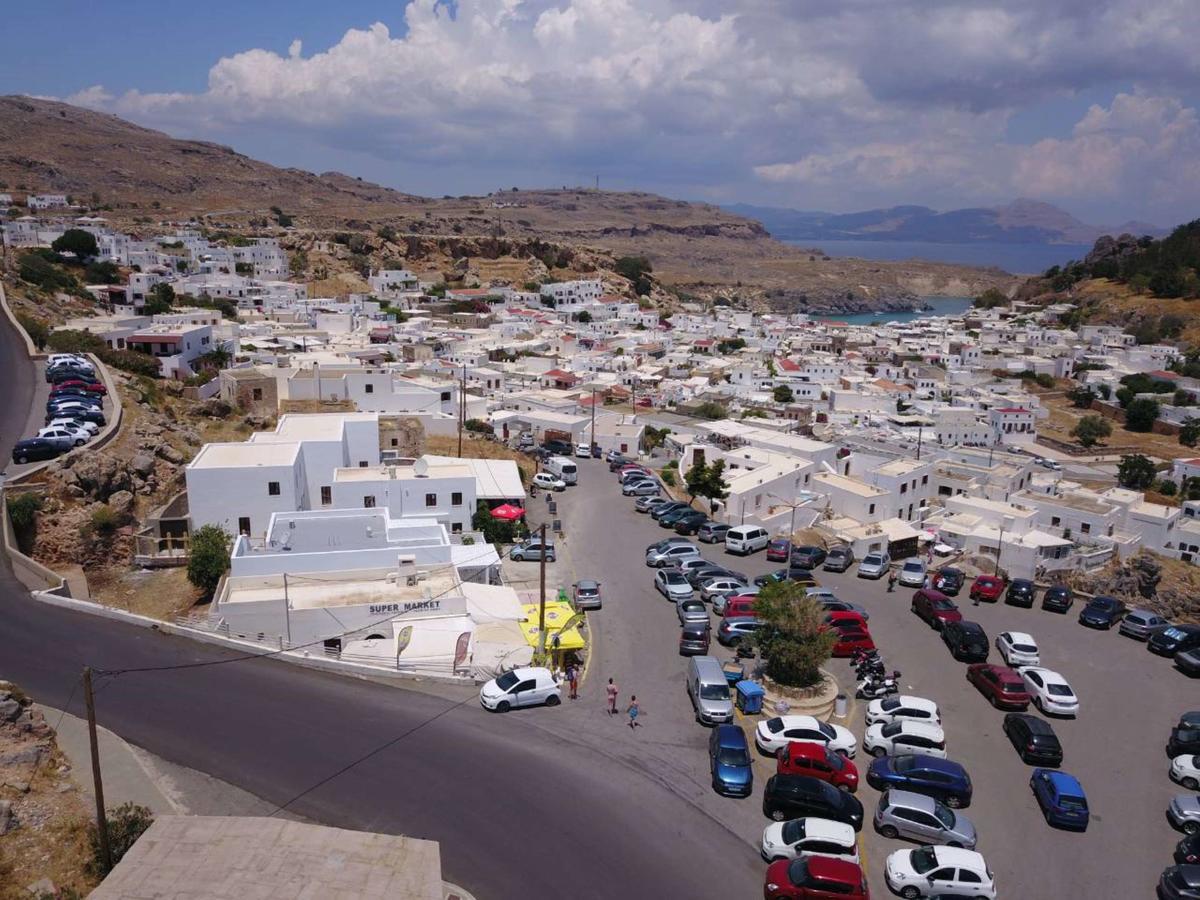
724;199;1167;246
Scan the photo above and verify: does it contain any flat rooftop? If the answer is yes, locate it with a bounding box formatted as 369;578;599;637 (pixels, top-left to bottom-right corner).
251;412;377;443
334;461;474;482
189;441;300;469
224;569;459;610
812;472;887;498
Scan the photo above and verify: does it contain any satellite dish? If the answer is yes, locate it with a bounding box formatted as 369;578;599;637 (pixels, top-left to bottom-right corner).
413;457;429;478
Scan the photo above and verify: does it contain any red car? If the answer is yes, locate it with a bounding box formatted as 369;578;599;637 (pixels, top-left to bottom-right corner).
53;378;105;394
776;741;859;792
829;627;875;657
966;662;1031;710
824;610;868;629
764;856;869;899
767;538;792;562
910;588;962;630
723;595;759;619
970;575;1006;603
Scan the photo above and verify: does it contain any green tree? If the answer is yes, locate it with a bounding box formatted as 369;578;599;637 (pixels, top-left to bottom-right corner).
693;401;728;420
746;581;837;688
1071;415;1112;448
659;467;676;486
972;288;1009;309
1181;417;1200;448
472;501;520;545
51;228;99;260
643;425;670;452
84;260;120;284
1124;397;1161;432
143;282;175;316
1117;454;1157;490
6;493;42;554
1157;479;1178;497
1067;386;1096;409
716;337;746;354
684;459;729;504
772;385;795;404
186;525;231;596
572;310;593;323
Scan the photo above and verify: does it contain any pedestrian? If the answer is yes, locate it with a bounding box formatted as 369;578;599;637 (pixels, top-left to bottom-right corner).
627;696;640;729
886;571;897;593
566;663;579;700
606;677;618;714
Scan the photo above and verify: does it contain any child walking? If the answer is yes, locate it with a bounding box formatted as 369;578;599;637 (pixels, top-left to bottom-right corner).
627;696;640;729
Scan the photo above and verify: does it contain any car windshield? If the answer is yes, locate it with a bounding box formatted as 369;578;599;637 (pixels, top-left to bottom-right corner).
1165;627;1190;640
910;846;938;875
1059;794;1087;811
766;717;785;734
864;555;884;565
664;572;686;584
933;598;953;610
1047;683;1074;697
495;671;520;690
701;684;730;701
932;802;955;829
818;722;835;739
893;756;916;773
880;697;900;711
1001;683;1025;693
787;858;811;886
883;721;907;738
1092;598;1118;610
1013;643;1037;653
718;747;750;767
903;562;923;572
781;819;808;844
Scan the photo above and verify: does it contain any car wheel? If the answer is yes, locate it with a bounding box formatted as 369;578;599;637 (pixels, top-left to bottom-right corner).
16;455;28;464
545;695;560;707
878;824;899;839
946;841;962;848
872;747;887;758
74;439;85;446
944;795;963;809
901;887;922;900
1185;822;1199;835
1184;777;1199;791
770;809;786;822
837;782;851;792
496;700;511;713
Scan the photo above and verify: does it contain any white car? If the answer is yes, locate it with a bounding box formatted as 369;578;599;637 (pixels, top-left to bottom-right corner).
885;846;996;899
36;426;87;448
755;715;857;758
574;443;591;458
1018;666;1079;717
865;695;941;727
760;817;860;864
699;577;749;603
1171;754;1200;790
996;631;1040;666
40;423;90;444
47;417;99;435
864;720;947;759
532;472;566;492
479;667;561;712
897;559;927;587
654;569;694;601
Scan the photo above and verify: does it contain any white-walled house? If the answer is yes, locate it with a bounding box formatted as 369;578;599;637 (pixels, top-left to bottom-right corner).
125;322;216;378
989;407;1037;445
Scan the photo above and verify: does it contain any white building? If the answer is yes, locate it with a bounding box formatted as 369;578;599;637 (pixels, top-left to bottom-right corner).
27;194;70;210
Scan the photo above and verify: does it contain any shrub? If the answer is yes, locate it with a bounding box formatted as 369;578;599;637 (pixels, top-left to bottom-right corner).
464;418;493;435
1071;415;1112;448
187;525;231;596
660;468;676;487
15;313;48;350
89;505;121;535
1124;398;1161;432
18;252;78;293
7;493;43;552
87;803;154;877
747;582;837;688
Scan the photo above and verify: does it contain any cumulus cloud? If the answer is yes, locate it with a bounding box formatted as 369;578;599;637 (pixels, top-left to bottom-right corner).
59;0;1200;221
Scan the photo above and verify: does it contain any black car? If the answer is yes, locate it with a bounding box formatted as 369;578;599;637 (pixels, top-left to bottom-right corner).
45;366;95;384
1151;625;1200;657
933;567;965;596
1159;865;1200;900
823;547;854;572
1003;713;1063;766
1005;579;1035;608
1182;713;1200;731
11;437;63;465
543;439;572;456
1041;585;1074;613
1168;727;1200;758
761;774;864;829
942;621;989;662
1078;596;1127;629
1176;833;1200;866
607;455;633;472
1179;650;1200;677
673;511;711;535
790;546;827;570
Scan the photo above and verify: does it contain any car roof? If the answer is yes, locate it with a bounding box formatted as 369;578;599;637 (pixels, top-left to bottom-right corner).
884;788;939;813
576;579;599;589
1011;578;1034;587
898;755;967;776
956;621;985;634
771;714;822;728
798;818;856;842
1042;770;1085;794
784;741;829;758
883;695;938;711
507;666;552;679
888;721;944;738
1005;631;1036;644
979;663;1023;682
1009;713;1053;733
902;559;924;567
930;846;986;868
803;855;862;880
1022;666;1066;683
715;723;747;746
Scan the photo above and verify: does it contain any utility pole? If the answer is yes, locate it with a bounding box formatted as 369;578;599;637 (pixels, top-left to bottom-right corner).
590;389;596;454
457;365;466;458
536;523;548;662
82;667;112;875
282;573;291;646
916;426;923;461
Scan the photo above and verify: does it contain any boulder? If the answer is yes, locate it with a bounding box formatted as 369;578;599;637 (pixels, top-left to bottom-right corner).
131;454;156;477
0;799;15;836
108;490;135;521
0;696;21;722
156;444;186;465
69;452;134;502
0;747;41;767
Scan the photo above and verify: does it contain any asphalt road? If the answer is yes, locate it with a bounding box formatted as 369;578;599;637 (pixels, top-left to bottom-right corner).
0;315;764;899
552;463;1199;898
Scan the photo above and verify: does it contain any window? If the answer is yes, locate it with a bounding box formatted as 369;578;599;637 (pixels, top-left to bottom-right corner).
959;871;982;884
320;486;332;506
237;516;251;535
868;503;876;515
1051;516;1061;527
922;475;928;486
451;522;463;533
266;481;281;496
425;493;438;507
359;461;368;468
251;388;263;401
901;483;908;494
451;492;463;506
441;391;452;402
1080;522;1091;534
365;383;374;393
391;438;398;447
363;495;376;508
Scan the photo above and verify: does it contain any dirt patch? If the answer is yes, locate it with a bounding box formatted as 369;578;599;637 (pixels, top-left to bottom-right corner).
424;434;537;483
89;567;202;621
1038;390;1192;460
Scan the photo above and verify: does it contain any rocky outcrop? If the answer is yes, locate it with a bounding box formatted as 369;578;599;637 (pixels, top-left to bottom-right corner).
1084;233;1143;267
759;287;921;316
55;451;134;502
1071;550;1198;622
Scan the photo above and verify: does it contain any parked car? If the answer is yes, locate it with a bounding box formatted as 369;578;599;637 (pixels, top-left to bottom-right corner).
1041;584;1074;613
995;631;1040;666
760;817;860;864
756;568;817;587
1030;769;1089;831
866;696;941;727
1078;595;1127;629
686;563;740;588
1169;794;1200;835
644;543;701;568
864;720;947;760
966;663;1031;710
866;755;973;808
1175;833;1200;865
573;442;591;458
618;469;653;486
717;616;763;647
761;774;864;829
941;621;989;662
651;501;690;521
766;538;793;562
679;621;711;656
700;576;749;603
672;511;710;534
479;667;561;712
822;546;854;572
635;495;670;514
1018;666;1079;717
969;575;1005;603
1005;578;1036;608
932;567;964;596
10;437;62;465
720;594;760;619
791;545;827;570
532;472;567;492
873;789;977;849
1003;713;1063;766
1119;608;1169;640
897;559;927;587
658;507;699;529
884;846;995;900
697;522;731;544
47;416;98;435
725;524;770;555
623;479;660;497
571;579;602;611
815;597;870;620
1171;755;1200;791
1179;648;1200;677
677;598;709;626
756;716;857;758
1167;725;1200;758
709;723;753;796
830;628;875;658
763;856;868;900
776;742;859;792
509;539;556;562
47;406;104;426
654;569;694;601
646;536;692;553
911;589;962;630
543;439;572;455
35;426;86;449
857;552;891;579
1151;625;1200;658
607;453;632;471
1158;864;1200;900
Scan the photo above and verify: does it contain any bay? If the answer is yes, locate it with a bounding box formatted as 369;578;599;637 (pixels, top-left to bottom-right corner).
821;296;975;326
784;238;1093;274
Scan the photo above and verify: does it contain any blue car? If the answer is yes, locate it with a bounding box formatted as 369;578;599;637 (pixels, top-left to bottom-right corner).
709;724;753;797
866;754;973;808
1030;768;1089;830
1078;596;1126;629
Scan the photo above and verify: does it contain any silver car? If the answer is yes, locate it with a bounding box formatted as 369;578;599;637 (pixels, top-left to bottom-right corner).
1168;794;1200;834
699;577;749;603
857;552;891;579
1119;608;1169;640
677;598;709;626
898;559;927;587
572;580;602;611
645;543;702;568
623;479;661;497
636;495;670;513
874;789;978;849
655;569;694;602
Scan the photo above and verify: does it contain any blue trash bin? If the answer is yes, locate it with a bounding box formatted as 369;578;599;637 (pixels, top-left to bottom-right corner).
735;680;765;715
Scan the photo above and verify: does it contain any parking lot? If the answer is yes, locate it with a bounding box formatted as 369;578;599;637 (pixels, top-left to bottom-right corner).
530;456;1197;898
8;359;111;475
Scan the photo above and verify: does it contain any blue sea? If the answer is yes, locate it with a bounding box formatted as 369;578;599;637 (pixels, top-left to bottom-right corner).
826;296;975;326
785;239;1093;275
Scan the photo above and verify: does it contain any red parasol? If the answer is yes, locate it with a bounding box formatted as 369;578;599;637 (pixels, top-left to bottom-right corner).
490;503;525;521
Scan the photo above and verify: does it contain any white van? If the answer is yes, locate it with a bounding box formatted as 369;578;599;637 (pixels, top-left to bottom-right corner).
545;455;578;485
725;525;770;555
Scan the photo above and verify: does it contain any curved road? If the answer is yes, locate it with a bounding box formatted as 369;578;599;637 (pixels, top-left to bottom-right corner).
0;312;761;899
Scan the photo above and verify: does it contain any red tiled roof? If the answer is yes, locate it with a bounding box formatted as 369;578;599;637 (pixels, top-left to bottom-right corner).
779;358;801;371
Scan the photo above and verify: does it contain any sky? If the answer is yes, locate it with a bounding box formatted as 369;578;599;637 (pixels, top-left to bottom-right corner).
4;0;1200;227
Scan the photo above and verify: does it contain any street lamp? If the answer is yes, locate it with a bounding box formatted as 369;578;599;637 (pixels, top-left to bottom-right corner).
995;514;1014;576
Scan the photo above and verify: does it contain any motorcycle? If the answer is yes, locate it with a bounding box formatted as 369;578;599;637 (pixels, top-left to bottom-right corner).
856;677;900;699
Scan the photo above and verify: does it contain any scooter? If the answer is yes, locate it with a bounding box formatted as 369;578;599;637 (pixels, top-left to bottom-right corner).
856;677;900;699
